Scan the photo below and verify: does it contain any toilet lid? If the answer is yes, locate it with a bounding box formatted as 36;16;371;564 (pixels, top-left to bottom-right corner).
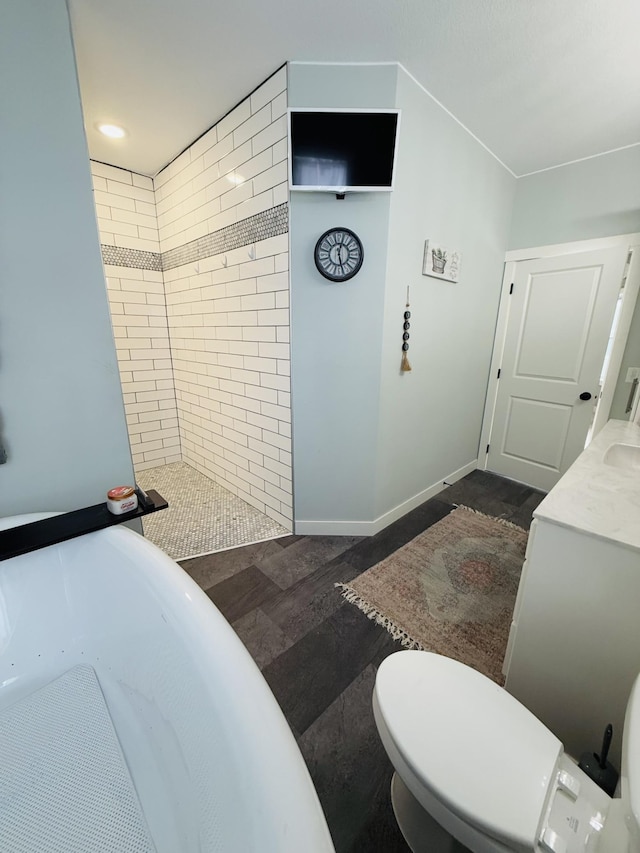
374;651;562;852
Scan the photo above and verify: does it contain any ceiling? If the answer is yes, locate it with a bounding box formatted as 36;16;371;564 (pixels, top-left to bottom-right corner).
68;0;640;179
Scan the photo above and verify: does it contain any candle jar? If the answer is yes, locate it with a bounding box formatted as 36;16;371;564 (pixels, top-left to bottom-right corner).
106;486;138;515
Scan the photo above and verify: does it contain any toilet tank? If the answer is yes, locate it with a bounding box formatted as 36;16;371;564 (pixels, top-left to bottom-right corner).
621;673;640;845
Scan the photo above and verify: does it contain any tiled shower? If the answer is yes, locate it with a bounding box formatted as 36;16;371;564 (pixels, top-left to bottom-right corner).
91;68;294;554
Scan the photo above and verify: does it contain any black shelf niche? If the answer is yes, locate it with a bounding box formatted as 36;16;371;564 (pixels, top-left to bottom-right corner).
0;490;168;562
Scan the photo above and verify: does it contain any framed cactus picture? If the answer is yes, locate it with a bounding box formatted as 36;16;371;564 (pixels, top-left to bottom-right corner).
422;240;461;282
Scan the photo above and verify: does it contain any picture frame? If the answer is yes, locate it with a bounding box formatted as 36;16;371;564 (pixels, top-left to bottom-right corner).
422;240;461;282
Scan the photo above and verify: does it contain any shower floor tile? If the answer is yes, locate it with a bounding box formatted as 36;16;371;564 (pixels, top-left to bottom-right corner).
137;461;289;560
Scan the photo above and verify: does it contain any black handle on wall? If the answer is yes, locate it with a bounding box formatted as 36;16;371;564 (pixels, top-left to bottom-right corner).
626;377;639;414
579;392;592;401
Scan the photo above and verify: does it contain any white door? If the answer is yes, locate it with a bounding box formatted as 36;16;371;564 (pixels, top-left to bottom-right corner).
486;247;628;490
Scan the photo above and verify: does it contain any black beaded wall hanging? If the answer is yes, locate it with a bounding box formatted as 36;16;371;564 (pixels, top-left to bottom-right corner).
401;286;411;373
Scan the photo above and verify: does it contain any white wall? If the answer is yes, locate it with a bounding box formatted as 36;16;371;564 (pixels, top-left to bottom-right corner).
156;68;293;528
91;162;181;472
610;302;640;420
0;0;134;515
289;63;516;530
509;146;640;249
375;67;516;518
288;64;398;526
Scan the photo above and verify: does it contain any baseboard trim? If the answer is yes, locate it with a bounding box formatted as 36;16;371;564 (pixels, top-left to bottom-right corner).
294;459;477;536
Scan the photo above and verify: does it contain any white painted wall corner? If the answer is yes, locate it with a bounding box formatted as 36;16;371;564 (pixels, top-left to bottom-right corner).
294;459;477;536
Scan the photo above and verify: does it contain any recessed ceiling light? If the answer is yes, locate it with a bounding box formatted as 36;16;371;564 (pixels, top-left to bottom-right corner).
97;123;127;139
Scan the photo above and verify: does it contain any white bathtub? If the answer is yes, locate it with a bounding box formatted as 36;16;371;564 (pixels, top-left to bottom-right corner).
0;516;335;852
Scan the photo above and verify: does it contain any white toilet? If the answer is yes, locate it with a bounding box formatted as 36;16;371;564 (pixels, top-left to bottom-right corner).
373;651;640;853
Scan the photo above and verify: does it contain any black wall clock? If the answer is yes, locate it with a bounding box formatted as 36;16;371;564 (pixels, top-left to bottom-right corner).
314;227;364;282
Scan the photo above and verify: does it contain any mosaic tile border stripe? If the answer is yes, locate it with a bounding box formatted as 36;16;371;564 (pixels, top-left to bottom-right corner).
101;244;162;271
162;203;288;271
100;203;288;272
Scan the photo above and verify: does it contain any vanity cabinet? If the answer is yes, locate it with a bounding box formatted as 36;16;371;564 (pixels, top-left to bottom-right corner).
503;419;640;768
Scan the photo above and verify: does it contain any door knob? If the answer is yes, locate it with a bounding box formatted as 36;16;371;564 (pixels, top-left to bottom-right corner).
579;392;592;401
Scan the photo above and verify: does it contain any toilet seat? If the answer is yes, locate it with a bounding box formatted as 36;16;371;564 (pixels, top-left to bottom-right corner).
374;651;563;853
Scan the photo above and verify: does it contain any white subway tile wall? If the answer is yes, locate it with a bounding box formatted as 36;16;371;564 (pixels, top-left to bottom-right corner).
157;68;292;528
91;164;181;472
91;162;160;254
90;68;292;528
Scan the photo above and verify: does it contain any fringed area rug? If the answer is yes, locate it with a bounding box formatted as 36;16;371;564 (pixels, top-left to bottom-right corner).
336;506;527;683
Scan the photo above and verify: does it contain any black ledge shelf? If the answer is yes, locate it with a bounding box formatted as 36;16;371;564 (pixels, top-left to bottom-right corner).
0;490;168;562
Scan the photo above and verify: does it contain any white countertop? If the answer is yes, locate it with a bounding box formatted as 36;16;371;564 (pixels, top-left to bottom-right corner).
534;419;640;550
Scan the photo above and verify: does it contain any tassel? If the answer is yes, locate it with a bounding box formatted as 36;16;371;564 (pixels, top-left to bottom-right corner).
401;350;412;372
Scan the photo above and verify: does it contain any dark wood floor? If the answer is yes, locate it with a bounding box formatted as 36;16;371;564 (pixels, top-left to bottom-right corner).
180;470;545;852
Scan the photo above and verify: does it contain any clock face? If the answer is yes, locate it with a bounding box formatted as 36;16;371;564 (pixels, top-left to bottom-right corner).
314;228;364;282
